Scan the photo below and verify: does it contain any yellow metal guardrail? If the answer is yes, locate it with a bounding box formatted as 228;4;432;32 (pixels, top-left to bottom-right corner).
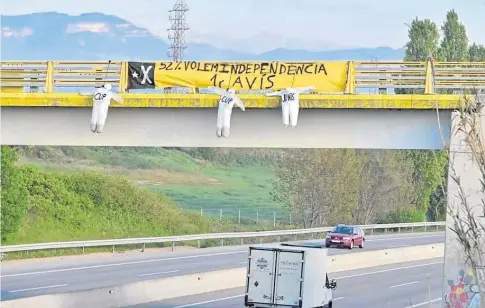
0;60;483;109
2;60;485;94
0;61;124;93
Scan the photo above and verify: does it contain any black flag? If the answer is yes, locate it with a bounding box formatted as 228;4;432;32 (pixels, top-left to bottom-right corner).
128;62;156;89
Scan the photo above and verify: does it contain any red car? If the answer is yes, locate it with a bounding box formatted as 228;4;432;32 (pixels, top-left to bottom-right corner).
325;225;365;249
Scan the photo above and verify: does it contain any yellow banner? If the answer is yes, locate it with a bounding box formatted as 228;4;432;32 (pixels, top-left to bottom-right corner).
153;61;349;92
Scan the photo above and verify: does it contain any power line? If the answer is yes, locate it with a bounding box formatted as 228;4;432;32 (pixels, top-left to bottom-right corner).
167;0;189;62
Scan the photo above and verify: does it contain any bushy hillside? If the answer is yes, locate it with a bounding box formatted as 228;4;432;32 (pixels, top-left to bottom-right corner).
16;146;286;220
2;145;448;248
1;146;210;245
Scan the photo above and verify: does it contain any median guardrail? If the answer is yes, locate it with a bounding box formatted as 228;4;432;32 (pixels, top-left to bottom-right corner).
0;222;444;254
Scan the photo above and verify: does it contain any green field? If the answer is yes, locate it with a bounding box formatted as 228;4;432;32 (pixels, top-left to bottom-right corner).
18;146;286;223
147;166;286;221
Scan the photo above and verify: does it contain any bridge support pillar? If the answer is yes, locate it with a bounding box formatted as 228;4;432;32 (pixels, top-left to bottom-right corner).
442;104;485;307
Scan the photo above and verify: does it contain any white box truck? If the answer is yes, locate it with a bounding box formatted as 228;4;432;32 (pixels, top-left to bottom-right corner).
244;243;337;308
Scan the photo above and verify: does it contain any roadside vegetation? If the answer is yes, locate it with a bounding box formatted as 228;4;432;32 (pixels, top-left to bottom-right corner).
1;146;211;245
2;145;446;248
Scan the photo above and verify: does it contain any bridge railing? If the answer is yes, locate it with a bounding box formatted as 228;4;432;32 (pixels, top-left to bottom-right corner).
354;61;485;92
0;221;444;254
0;61;123;93
433;62;485;89
1;60;484;94
354;61;428;90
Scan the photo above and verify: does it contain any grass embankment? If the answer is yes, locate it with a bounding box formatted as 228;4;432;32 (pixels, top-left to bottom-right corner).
1;146;289;259
8;170;210;245
19;146;286;222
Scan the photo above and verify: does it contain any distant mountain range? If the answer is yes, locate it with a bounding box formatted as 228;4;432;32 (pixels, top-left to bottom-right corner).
1;12;405;61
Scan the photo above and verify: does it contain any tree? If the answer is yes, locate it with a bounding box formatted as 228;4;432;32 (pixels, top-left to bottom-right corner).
1;146;29;241
438;10;469;62
271;149;361;228
272;149;421;227
397;18;440;94
405;150;449;218
404;18;440;62
428;179;447;221
469;43;485;62
352;150;417;224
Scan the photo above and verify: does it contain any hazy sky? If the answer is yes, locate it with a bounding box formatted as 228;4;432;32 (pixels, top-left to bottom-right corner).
2;0;484;53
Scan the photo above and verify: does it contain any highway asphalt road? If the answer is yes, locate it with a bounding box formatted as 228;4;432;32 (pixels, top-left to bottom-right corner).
132;258;445;308
1;232;444;301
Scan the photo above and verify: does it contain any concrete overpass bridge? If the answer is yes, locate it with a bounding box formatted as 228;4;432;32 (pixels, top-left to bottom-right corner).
1;59;485;307
0;60;481;149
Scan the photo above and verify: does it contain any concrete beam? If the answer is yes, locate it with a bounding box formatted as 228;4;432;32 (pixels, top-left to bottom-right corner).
0;93;465;109
1;107;451;149
443;110;485;307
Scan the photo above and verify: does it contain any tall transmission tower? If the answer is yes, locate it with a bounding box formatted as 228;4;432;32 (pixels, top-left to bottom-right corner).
167;0;189;61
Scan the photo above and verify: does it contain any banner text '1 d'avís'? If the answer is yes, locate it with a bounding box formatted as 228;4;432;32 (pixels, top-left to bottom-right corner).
127;61;349;92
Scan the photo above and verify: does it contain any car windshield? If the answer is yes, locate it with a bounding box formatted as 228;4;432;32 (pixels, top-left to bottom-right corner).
332;226;353;234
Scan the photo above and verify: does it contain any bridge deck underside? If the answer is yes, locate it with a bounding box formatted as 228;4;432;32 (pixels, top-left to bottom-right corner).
1;107;452;149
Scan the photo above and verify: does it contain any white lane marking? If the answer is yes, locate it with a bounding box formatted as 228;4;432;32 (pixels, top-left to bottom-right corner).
1;233;441;279
173;294;244;308
388;245;411;248
389;281;420;288
137;270;180;277
169;261;440;308
334;261;443;280
176;294;340;307
175;262;436;308
9;284;69;293
1;251;246;278
403;297;442;307
365;234;443;242
240;261;247;264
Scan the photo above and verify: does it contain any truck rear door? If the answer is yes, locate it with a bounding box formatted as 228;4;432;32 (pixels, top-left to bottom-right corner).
246;248;276;305
274;250;304;306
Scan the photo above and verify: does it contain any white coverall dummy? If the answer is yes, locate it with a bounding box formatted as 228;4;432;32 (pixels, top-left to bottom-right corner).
208;86;246;138
266;86;315;128
89;84;123;133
